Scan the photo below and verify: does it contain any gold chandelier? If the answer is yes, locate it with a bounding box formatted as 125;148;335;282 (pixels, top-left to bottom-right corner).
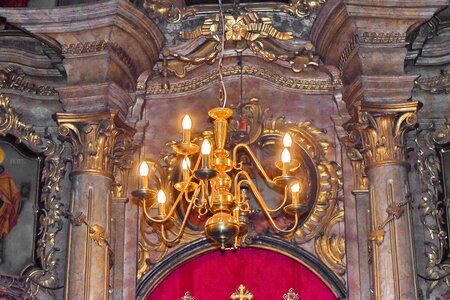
132;107;308;249
133;0;308;250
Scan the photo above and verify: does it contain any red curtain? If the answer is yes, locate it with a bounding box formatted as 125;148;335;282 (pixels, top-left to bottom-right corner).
0;0;28;7
148;248;337;299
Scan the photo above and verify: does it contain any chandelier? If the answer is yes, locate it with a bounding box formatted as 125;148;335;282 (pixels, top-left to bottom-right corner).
133;0;308;250
132;107;309;249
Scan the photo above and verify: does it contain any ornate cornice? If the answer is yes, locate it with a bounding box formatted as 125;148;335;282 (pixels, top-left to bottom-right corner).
56;109;136;173
62;40;137;77
147;65;340;95
358;32;407;44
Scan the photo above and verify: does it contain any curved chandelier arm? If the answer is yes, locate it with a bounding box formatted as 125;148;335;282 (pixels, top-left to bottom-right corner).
160;192;198;244
142;178;195;224
239;178;299;234
234;170;288;213
232;143;275;184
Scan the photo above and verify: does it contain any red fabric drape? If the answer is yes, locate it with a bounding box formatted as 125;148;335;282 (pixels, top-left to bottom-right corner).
148;248;337;299
0;0;28;7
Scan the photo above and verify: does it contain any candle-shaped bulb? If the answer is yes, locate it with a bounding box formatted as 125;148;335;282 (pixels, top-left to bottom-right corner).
201;139;211;155
182;157;190;170
157;190;166;204
281;148;291;163
139;161;149;177
283;133;292;148
182;114;192;130
291;183;300;193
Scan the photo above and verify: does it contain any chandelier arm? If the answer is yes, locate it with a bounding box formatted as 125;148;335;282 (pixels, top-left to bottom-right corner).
232;143;275;184
142;175;196;223
240;178;299;234
234;170;288;213
159;195;197;244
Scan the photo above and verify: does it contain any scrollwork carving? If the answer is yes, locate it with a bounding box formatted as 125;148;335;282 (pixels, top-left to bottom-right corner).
278;0;327;19
0;94;67;299
415;122;450;295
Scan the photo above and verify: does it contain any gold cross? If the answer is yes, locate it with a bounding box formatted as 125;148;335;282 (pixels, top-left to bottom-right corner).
230;284;253;300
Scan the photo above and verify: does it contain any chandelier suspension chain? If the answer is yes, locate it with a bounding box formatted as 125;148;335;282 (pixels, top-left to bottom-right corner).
217;0;227;108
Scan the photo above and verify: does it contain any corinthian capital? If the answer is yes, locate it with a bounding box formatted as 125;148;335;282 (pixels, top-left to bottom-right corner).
346;102;419;168
56;109;136;173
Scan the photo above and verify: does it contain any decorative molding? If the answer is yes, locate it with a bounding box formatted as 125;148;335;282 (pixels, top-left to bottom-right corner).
415;71;450;94
62;40;137;76
147;65;339;95
230;284;253;300
278;0;327;19
283;288;299;300
314;206;346;277
143;0;197;23
338;34;358;75
57;109;136;173
359;32;407;44
0;94;67;299
0;67;58;96
346;102;419;167
415;122;450;295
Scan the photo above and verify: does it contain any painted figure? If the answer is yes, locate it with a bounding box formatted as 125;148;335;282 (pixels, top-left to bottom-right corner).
0;148;20;263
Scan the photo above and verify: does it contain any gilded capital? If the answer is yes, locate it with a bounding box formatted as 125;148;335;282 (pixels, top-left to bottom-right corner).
56;109;136;173
346;102;419;168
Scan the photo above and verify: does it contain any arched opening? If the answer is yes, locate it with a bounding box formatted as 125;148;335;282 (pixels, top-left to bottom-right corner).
137;237;347;299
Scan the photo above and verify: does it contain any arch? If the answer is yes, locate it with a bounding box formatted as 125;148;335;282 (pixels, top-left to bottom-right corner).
137;236;347;299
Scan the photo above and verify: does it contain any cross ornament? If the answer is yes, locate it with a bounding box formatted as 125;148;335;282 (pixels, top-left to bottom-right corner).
181;291;196;300
283;288;299;300
230;284;254;300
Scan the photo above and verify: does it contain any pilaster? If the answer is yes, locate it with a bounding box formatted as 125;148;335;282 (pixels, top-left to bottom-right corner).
347;101;419;299
57;110;135;300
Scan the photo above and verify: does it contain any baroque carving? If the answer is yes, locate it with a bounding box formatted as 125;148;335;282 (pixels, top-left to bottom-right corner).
166;12;319;76
0;94;67;299
57;109;136;172
0;67;57;96
314;206;346;277
278;0;327;18
62;40;137;76
181;291;196;300
143;0;196;23
416;122;450;295
148;65;338;95
358;32;407;44
346;102;419;166
415;70;450;94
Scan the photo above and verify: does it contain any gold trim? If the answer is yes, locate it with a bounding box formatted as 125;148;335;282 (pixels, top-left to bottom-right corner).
365;160;409;170
147;65;337;94
70;169;114;180
0;94;67;297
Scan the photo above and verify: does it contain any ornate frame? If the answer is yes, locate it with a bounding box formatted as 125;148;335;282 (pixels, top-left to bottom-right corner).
415;121;450;296
0;94;66;299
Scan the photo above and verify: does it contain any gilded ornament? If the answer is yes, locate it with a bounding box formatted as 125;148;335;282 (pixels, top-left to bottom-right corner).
173;12;318;75
278;0;327;18
283;288;299;300
415;122;450;295
314;207;346;277
181;291;196;300
0;68;57;96
0;94;67;298
231;284;253;300
143;0;197;23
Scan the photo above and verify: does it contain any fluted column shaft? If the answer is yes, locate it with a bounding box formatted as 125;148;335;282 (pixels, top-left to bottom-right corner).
347;102;419;299
57;110;135;300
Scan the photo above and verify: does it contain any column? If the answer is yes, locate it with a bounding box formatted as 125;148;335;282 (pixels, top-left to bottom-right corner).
349;102;419;299
57;110;135;300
